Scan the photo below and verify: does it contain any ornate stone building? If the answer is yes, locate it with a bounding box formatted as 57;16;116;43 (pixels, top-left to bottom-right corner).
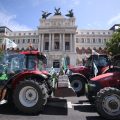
0;11;117;68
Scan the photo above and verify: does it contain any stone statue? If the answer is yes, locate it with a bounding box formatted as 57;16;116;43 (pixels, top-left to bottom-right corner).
54;8;61;15
65;9;74;17
42;11;52;19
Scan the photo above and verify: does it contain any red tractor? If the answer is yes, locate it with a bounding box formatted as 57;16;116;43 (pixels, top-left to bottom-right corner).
85;54;120;100
85;55;120;119
0;51;55;114
0;50;75;114
68;54;110;96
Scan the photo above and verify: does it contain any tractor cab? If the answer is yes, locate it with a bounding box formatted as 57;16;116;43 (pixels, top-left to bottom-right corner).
85;54;110;75
0;51;48;85
68;54;110;78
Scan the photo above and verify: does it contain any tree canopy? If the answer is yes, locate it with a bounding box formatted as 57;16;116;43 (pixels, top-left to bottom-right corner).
106;28;120;55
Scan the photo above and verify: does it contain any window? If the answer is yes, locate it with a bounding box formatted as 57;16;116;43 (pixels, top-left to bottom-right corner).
81;38;84;43
33;39;35;43
65;42;70;50
53;60;60;68
87;38;90;43
18;39;20;44
98;38;101;43
92;32;94;34
54;41;59;50
76;38;79;43
28;39;30;43
104;38;107;43
44;42;49;50
23;39;25;43
93;38;95;43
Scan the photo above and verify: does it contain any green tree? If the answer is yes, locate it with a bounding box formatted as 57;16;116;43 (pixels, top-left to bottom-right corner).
106;28;120;55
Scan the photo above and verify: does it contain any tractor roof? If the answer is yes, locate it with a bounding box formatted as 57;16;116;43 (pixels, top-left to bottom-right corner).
20;51;40;55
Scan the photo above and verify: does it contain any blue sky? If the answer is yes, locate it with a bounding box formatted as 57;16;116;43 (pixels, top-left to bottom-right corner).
0;0;120;31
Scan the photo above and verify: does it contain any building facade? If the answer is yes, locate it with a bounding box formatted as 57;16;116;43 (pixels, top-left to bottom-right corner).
0;14;116;68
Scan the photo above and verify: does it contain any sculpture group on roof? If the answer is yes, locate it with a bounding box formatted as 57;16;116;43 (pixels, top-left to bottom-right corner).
65;9;74;17
54;7;62;15
41;8;74;19
42;11;52;19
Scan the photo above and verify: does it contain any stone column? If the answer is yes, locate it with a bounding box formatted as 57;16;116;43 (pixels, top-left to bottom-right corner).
38;34;41;52
73;34;76;52
52;34;54;51
60;34;62;50
41;34;44;52
63;34;65;51
70;34;72;52
49;33;51;51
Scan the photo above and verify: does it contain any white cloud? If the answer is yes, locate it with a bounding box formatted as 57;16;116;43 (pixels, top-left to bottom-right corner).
0;11;32;31
108;13;120;25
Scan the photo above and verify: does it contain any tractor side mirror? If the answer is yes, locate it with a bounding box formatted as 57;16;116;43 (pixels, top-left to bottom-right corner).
38;54;47;65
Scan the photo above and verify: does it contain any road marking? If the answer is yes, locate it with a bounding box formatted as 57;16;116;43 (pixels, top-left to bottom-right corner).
47;101;73;108
72;103;92;106
67;101;72;108
0;99;7;105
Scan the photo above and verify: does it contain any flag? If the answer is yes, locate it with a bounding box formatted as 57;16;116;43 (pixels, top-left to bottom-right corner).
61;57;67;71
2;38;17;49
92;49;100;55
93;62;98;76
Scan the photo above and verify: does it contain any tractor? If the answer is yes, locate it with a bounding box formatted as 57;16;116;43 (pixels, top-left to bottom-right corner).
0;50;75;114
85;54;120;119
85;54;120;101
67;54;110;96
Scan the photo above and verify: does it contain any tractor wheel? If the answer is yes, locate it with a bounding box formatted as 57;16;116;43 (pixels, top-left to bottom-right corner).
95;87;120;120
13;80;48;114
69;76;85;97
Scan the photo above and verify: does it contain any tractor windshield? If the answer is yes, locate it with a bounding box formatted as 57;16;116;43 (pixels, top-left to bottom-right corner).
0;53;26;81
26;53;47;71
6;54;26;73
85;55;109;67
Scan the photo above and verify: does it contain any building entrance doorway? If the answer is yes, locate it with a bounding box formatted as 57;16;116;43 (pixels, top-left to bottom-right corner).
53;60;60;68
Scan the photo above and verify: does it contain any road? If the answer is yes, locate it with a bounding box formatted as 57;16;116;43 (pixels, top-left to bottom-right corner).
0;96;106;120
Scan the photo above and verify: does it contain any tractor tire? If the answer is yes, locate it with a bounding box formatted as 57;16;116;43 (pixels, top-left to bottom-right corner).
69;76;85;97
13;80;48;114
95;87;120;120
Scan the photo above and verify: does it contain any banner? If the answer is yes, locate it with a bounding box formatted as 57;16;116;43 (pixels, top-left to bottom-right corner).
2;38;17;49
92;49;100;55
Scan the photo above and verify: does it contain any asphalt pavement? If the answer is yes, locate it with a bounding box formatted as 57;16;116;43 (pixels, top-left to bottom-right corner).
0;96;106;120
